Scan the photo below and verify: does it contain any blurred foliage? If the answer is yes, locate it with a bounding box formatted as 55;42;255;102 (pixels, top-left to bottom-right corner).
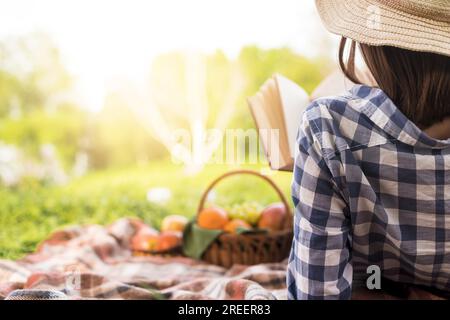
0;33;332;170
234;46;332;129
86;91;167;169
0;33;71;117
149;47;332;141
150;50;237;130
0;105;86;167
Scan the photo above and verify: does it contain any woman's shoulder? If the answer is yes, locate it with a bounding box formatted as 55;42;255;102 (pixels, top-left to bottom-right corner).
304;84;379;122
300;85;391;157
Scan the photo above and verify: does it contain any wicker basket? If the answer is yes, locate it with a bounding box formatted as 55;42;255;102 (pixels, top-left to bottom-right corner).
197;169;293;268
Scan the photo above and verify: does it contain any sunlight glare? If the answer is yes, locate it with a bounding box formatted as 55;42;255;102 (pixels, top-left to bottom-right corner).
0;0;331;112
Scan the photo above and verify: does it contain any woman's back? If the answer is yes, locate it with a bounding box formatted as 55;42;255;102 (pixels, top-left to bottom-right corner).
288;85;450;299
289;0;450;300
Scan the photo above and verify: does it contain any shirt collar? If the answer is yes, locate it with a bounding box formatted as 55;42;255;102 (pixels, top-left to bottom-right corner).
350;85;450;149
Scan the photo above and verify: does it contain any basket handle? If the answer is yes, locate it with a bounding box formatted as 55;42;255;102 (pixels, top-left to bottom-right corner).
197;169;292;228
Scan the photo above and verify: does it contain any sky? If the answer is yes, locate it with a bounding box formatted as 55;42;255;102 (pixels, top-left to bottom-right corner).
0;0;338;111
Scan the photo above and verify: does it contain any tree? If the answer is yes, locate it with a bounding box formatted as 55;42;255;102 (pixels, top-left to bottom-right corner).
0;33;72;116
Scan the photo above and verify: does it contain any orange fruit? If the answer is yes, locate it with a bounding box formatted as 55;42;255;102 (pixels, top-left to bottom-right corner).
155;231;182;252
197;207;229;230
161;215;189;232
224;219;251;234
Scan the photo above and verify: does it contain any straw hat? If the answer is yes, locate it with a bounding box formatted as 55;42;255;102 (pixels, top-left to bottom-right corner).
315;0;450;57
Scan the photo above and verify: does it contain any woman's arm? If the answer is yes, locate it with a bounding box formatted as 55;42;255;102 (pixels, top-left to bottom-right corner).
287;112;352;300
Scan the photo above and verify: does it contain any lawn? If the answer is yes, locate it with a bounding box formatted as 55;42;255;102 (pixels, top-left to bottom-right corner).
0;162;293;260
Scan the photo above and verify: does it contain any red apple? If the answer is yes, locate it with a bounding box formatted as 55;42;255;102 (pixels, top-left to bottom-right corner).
257;203;288;231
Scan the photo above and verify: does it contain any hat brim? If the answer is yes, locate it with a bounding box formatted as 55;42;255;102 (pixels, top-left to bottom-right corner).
315;0;450;57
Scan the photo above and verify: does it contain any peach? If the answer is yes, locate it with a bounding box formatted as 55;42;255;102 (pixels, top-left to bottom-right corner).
224;219;251;234
161;215;189;233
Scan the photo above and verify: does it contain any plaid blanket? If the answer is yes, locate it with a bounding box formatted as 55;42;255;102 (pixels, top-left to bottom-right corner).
0;218;288;300
1;218;445;300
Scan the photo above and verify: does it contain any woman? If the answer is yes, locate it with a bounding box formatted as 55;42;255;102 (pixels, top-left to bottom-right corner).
288;0;450;299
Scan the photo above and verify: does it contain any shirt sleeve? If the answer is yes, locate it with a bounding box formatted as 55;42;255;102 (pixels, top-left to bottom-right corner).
287;113;353;300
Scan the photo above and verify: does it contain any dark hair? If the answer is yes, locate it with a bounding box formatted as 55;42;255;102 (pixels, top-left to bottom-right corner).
339;37;450;129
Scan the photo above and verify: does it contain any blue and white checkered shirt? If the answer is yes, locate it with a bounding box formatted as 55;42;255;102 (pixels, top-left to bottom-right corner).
287;85;450;300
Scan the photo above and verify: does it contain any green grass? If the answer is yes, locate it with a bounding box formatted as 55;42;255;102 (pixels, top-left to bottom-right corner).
0;162;292;260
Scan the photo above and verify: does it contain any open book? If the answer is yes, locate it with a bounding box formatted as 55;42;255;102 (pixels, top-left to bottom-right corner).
247;70;363;171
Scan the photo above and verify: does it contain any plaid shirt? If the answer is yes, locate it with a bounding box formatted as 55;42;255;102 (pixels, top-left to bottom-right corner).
287;85;450;300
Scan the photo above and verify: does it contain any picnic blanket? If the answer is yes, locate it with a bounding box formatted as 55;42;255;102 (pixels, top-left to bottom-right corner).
1;218;446;300
0;218;288;300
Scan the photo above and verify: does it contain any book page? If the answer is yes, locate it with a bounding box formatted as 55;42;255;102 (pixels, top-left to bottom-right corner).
275;74;309;158
310;69;353;101
310;67;377;101
248;78;290;170
248;96;278;167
